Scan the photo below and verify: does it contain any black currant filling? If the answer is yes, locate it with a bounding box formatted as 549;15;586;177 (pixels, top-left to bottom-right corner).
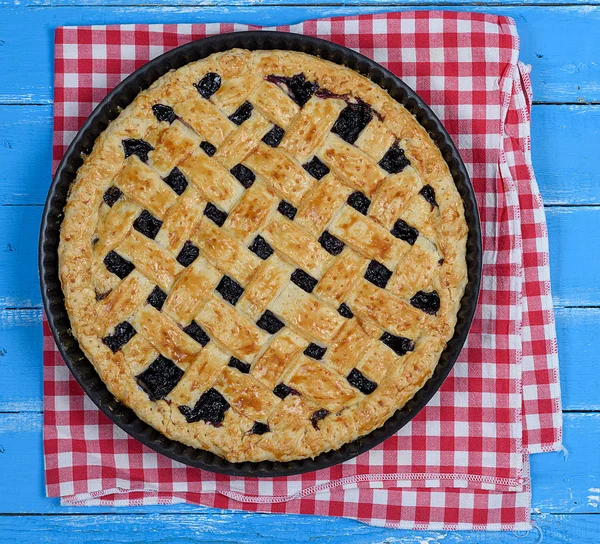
136;355;184;401
194;72;221;99
318;231;345;256
176;241;200;267
262;125;285;147
337;303;354;319
266;73;318;107
104;251;135;279
291;269;318;293
347;368;377;394
183;321;210;347
133;210;162;240
147;286;167;311
302;156;330;180
102;321;136;353
410;290;441;315
390;219;419;245
152;103;177;124
103;186;122;207
122;138;154;162
230;164;256;189
331;101;373;144
249;235;274;260
379;143;411;174
364;260;393;289
163;167;188;196
304;343;327;361
229;101;253;125
204;202;228;227
310;408;330;430
179;387;229;425
216;275;245;306
228;356;251;374
380;332;415;357
277;200;297;220
257;310;285;334
347;191;371;215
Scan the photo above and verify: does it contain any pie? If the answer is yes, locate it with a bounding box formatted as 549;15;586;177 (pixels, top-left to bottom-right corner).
58;48;468;463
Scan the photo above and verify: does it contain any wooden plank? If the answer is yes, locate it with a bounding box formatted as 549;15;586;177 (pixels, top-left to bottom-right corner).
0;309;43;412
0;206;42;309
546;206;600;307
3;0;600;6
8;103;600;206
6;206;597;309
534;105;600;205
0;413;597;515
0;306;594;413
0;512;599;544
0;106;53;205
0;6;599;104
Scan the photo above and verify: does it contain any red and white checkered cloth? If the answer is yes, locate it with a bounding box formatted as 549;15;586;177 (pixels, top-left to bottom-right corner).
44;12;562;530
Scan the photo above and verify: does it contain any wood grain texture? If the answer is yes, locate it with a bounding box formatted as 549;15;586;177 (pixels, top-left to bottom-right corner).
4;104;598;206
0;6;600;104
0;306;593;413
0;412;596;515
2;512;600;544
0;206;592;309
0;0;597;539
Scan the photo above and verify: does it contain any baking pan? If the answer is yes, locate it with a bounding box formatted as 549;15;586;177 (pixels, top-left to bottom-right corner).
39;31;482;477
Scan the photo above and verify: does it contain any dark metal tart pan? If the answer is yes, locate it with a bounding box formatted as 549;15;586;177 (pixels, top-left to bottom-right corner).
40;31;482;477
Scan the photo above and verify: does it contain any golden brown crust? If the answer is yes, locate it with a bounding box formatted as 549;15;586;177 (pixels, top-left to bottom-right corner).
58;49;468;463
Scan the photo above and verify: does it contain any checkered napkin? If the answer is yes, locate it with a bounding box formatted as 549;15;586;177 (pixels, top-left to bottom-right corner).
44;12;562;530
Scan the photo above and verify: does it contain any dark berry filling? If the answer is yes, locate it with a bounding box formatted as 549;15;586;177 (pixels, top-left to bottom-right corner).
266;73;318;108
228;356;251;374
95;289;111;301
183;321;210;347
364;260;393;289
419;184;438;207
151;103;177;124
122;138;154;163
229;101;253;125
337;303;354;319
310;408;330;430
204;202;228;227
379;143;411;174
318;231;345;256
136;355;184;401
346;368;377;394
250;422;270;435
291;269;318;293
277;200;297;220
257;310;285;334
347;191;371;215
133;210;163;240
179;387;230;425
302;156;330;180
331;101;373;144
304;343;327;361
390;219;419;245
176;241;200;267
163;167;188;196
262;125;285;147
104;251;135;279
199;141;217;156
216;275;245;306
147;286;167;311
194;72;221;99
249;235;274;260
103;186;123;207
230;164;256;189
410;290;441;315
273;383;299;400
380;332;415;357
102;321;136;353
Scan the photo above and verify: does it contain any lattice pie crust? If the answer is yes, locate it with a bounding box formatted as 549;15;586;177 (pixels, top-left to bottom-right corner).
58;49;468;462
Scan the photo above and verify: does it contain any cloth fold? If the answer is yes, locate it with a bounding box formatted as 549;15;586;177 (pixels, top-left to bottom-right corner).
44;11;562;530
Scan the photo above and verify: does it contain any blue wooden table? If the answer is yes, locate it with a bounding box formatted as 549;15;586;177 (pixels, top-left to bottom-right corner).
1;0;599;542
